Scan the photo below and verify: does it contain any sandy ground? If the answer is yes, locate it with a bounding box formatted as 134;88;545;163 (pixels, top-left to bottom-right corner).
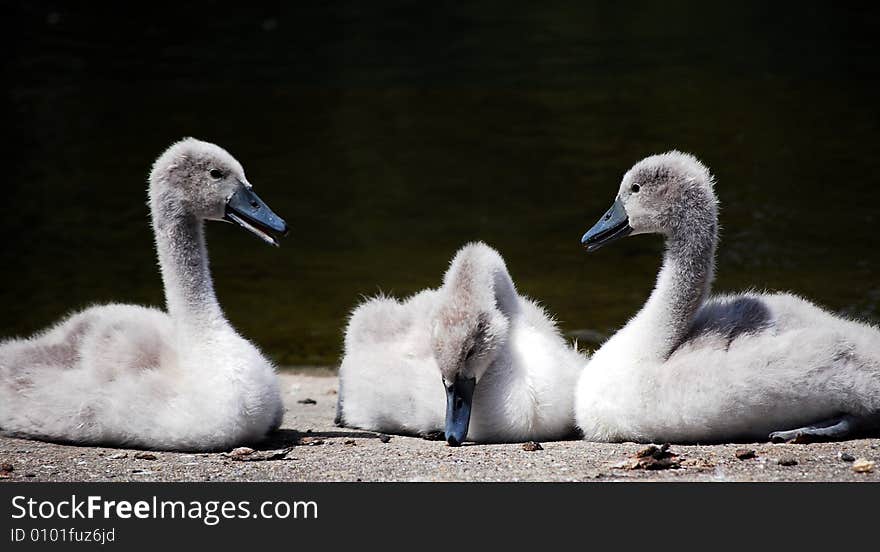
1;372;878;482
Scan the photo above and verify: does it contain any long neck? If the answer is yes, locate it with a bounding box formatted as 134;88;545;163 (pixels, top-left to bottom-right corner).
489;263;519;318
151;195;227;333
625;219;717;360
446;249;520;318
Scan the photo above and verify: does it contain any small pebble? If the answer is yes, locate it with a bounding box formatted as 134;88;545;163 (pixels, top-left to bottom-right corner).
297;398;317;405
778;457;798;466
852;458;875;474
343;439;356;446
0;462;13;472
226;447;255;459
735;449;756;460
838;452;855;462
378;434;391;444
108;452;127;460
134;452;157;460
522;441;544;452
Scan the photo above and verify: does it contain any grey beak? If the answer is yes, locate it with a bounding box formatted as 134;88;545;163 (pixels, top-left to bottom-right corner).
223;185;289;247
444;376;476;447
581;197;632;252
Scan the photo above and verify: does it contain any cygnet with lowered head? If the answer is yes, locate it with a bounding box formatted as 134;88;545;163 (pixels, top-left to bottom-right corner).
336;242;584;445
576;151;880;443
0;138;289;451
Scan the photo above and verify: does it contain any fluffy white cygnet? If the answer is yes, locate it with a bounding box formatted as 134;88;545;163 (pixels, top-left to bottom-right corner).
337;242;585;445
576;151;880;443
0;138;289;451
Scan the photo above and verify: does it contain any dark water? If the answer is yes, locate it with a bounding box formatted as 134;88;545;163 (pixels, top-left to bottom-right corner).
3;2;879;365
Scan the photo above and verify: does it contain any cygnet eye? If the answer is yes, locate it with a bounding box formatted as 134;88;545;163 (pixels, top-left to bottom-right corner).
631;184;641;193
209;169;224;180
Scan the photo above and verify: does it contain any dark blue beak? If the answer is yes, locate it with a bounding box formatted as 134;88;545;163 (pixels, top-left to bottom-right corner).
444;376;476;447
224;184;289;247
581;197;632;252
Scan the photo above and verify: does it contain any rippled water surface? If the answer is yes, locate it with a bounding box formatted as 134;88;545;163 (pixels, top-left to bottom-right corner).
3;2;879;364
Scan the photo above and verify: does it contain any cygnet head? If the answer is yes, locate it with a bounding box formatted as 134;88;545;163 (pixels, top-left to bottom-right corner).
581;151;716;251
432;243;511;446
149;137;288;246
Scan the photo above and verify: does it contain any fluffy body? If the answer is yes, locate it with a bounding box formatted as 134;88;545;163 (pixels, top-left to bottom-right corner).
337;242;584;442
0;138;282;451
576;152;880;443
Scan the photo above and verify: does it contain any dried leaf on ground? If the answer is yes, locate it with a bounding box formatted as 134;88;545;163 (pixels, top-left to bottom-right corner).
615;444;680;470
224;447;292;461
